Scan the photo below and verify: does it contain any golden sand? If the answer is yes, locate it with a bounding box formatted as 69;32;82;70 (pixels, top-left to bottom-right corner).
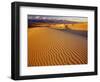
28;27;87;66
66;22;88;31
29;22;87;30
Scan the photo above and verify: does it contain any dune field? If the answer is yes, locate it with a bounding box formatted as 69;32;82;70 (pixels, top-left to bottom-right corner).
28;27;87;66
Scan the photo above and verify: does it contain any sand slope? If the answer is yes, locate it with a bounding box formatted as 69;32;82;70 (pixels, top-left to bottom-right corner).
28;27;87;66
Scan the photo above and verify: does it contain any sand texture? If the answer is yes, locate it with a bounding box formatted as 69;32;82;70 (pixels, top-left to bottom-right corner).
28;27;87;66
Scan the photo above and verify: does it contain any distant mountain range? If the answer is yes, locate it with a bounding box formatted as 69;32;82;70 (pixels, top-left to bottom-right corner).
28;19;80;24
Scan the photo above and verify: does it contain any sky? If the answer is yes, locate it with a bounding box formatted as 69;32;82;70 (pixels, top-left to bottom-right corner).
28;15;88;22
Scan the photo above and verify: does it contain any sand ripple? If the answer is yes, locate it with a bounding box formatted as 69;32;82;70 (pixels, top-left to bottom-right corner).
28;27;87;66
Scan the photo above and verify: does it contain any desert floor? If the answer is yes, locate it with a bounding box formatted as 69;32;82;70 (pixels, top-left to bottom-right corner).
28;27;87;66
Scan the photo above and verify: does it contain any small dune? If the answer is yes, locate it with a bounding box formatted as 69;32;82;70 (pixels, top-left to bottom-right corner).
28;27;87;66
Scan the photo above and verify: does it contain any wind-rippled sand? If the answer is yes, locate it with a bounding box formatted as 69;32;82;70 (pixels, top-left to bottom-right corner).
28;27;87;66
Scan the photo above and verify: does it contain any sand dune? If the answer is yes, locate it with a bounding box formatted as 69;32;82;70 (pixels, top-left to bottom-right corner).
28;27;87;66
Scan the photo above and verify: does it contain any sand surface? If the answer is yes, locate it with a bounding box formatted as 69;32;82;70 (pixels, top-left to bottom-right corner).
28;27;87;66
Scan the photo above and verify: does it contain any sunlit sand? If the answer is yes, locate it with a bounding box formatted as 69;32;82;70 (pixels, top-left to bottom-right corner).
28;27;87;66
